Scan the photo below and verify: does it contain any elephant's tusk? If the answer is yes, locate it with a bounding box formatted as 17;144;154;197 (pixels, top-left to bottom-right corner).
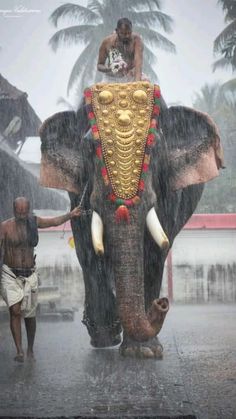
91;211;105;256
146;207;169;250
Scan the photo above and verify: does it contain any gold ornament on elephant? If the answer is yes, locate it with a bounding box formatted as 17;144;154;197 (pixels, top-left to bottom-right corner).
91;82;154;199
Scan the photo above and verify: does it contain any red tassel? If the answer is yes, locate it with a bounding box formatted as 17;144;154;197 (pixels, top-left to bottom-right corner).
115;205;130;223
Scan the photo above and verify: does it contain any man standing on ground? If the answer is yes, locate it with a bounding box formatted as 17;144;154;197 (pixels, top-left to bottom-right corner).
97;17;145;82
0;197;81;362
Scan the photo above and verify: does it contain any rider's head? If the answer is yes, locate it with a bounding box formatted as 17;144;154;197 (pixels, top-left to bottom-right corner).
13;197;30;221
116;18;132;44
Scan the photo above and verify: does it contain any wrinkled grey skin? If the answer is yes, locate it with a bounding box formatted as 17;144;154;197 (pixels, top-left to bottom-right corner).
39;92;223;358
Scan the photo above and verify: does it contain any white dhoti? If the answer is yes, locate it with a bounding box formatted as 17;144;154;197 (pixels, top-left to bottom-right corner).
0;264;38;318
102;70;149;84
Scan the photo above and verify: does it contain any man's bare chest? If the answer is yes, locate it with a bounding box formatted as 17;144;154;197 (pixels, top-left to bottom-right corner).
4;223;28;248
109;38;135;60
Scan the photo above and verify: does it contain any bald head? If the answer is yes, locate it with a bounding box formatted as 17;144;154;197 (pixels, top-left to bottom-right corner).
13;197;30;220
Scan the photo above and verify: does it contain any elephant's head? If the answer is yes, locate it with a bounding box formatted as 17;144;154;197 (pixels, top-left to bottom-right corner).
39;82;223;348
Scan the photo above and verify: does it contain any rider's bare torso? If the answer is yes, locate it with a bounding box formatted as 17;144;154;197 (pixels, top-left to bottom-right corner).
106;33;136;71
97;31;143;81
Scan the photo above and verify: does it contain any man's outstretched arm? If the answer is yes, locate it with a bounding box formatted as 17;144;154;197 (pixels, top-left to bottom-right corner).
37;207;81;229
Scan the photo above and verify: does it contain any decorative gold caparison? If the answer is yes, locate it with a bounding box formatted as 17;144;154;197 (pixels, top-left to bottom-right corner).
91;82;154;199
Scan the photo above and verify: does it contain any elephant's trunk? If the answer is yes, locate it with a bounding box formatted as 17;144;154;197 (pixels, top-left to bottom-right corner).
99;209;169;342
118;295;169;341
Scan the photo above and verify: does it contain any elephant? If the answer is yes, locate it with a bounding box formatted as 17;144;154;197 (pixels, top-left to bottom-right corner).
39;81;223;358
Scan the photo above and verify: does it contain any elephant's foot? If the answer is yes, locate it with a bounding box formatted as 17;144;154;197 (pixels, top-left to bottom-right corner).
82;317;122;348
90;330;121;348
119;335;163;359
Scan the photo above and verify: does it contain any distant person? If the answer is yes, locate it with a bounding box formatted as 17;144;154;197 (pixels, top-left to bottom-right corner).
0;197;81;363
97;17;147;83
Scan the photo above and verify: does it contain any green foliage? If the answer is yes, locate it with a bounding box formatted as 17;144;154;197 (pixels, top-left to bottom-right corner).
193;82;236;213
217;0;236;21
213;0;236;72
49;0;175;95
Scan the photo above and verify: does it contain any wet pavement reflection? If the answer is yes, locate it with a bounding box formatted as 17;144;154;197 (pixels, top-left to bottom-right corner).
0;305;236;419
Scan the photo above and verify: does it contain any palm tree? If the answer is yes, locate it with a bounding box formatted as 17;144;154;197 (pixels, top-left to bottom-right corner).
213;0;236;72
193;82;236;138
49;0;175;95
193;82;223;116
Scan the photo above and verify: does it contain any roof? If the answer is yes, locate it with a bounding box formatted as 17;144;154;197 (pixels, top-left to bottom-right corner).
0;143;68;221
0;73;41;139
0;73;25;100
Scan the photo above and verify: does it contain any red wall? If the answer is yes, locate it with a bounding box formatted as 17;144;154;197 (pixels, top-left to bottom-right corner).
39;214;236;232
184;214;236;230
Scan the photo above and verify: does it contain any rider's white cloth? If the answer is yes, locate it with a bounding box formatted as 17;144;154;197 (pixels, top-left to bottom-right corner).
102;47;148;83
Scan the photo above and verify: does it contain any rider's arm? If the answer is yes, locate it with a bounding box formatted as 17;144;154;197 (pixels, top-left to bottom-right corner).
97;40;111;73
133;35;144;81
37;207;81;229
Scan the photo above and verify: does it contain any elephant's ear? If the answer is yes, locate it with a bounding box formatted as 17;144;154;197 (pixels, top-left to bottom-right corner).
160;106;224;190
39;109;89;194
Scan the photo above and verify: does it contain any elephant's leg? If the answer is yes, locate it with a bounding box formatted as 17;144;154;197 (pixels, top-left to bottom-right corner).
81;259;122;347
70;194;121;347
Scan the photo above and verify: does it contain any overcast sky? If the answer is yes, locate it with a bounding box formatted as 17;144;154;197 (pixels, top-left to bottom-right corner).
0;0;231;122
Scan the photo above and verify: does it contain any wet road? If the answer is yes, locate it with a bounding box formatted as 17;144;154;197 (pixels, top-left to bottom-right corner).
0;304;236;419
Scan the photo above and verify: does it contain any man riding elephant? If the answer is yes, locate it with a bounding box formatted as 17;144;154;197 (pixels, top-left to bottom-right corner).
97;18;145;83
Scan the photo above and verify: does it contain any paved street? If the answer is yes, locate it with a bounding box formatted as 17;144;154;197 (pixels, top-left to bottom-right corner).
0;304;236;419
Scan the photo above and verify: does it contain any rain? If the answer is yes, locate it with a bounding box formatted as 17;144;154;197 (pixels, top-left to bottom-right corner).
0;1;236;418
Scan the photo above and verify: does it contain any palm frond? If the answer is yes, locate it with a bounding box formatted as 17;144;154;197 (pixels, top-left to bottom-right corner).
193;80;236;125
121;0;162;11
81;53;98;88
135;26;176;52
74;52;98;97
144;44;157;65
143;61;158;82
192;82;222;114
213;56;235;71
87;0;104;16
124;11;173;33
221;77;236;91
217;0;236;21
214;20;236;52
49;25;97;52
67;42;98;94
49;3;99;27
